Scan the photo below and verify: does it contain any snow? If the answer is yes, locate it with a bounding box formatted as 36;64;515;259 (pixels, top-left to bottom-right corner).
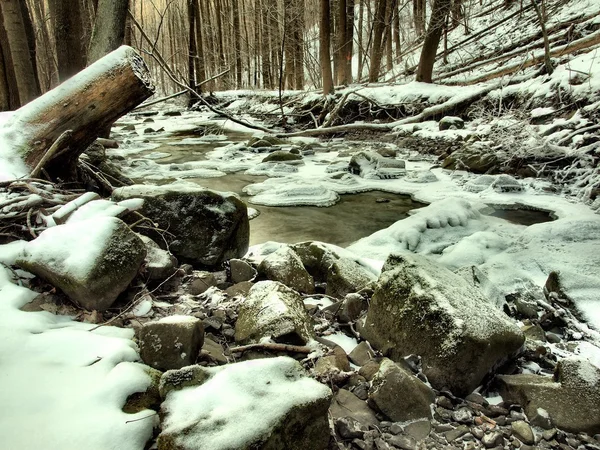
160;357;330;450
324;332;359;354
0;248;154;450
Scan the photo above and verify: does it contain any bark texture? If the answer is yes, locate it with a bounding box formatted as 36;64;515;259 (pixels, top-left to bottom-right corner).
87;0;130;65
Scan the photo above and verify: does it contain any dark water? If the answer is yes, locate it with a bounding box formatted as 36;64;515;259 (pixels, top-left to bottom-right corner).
488;208;554;226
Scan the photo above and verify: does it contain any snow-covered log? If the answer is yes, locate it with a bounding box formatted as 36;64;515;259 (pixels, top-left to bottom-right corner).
0;45;154;181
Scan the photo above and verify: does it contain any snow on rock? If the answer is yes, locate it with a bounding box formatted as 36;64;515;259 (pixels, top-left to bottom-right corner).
361;253;524;396
234;280;315;345
244;177;340;207
158;357;332;450
16;217;146;311
245;161;299;177
258;245;315;294
0;259;154;450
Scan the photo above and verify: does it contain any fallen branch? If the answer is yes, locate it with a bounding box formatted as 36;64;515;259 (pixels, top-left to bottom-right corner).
29;130;73;179
228;342;312;355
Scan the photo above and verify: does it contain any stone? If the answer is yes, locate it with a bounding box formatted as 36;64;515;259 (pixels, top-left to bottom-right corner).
188;271;218;295
387;434;418;450
112;184;249;267
349;151;406;179
139;235;178;281
361;253;524;396
512;420;535;445
138;315;205;371
157;357;332;450
444;425;469;443
522;323;546;342
439;116;464;131
530;408;553;430
315;347;351;377
122;365;162;413
452;407;473;424
329;388;380;427
359;360;381;381
404;420;432;441
198;337;228;364
338;293;368;323
248;135;287;148
234;281;314;345
225;281;254;297
482;430;504;448
442;148;500;174
16;217;146;311
229;258;257;283
326;257;377;299
336;417;367;440
369;358;435;422
349;341;376;366
258;246;315;294
262;151;303;163
291;241;339;282
497;357;600;434
492;174;523;193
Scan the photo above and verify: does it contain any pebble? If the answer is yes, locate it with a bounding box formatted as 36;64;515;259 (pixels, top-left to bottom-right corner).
482;430;504;448
512;420;535;445
452;407;473;424
444;425;469;443
387;434;418;450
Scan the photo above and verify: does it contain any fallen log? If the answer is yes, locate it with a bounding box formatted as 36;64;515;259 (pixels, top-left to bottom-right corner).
0;45;154;181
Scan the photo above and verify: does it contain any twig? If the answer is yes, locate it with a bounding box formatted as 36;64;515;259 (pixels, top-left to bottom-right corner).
228;342;312;354
125;412;157;424
30;130;73;179
26;208;37;238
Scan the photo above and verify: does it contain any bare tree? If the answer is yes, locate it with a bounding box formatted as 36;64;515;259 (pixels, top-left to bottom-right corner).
49;0;87;81
87;0;129;65
415;0;451;83
320;0;334;94
369;0;389;82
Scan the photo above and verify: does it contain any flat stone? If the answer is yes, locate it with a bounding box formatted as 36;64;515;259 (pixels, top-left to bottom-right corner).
229;258;256;283
329;388;380;427
512;420;535;445
349;341;376;366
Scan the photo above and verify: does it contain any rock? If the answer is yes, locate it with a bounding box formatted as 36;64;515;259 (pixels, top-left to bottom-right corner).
338;293;368;323
349;341;376;366
326;258;376;299
234;281;314;345
482;430;504;448
229;258;257;283
198;337;227;364
258;246;315;294
497;357;600;434
336;417;367;440
404;420;432;441
158;357;332;450
140;235;178;280
248;135;287;148
225;281;254;297
522;323;546;342
387;434;418;450
329;388;380;427
349;151;405;179
452;407;473;424
159;364;213;399
121;124;136;131
464;175;496;193
512;420;535;445
123;365;162;413
112;184;249;267
369;358;435;422
439;116;464;131
444;425;470;443
138;315;205;370
315;347;351;378
163;110;182;116
291;241;339;282
441;147;500;174
16;217;146;311
262;151;303;163
362;253;524;396
491;174;523;193
529;408;553;429
359;360;381;381
188;271;218;295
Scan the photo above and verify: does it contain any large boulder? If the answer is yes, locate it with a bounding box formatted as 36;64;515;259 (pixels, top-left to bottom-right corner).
235;281;314;345
496;357;600;434
361;253;524;396
112;184;249;267
258;246;315;294
369;358;435;422
325;257;376;299
158;357;332;450
349;151;406;179
291;241;339;282
16;217;145;311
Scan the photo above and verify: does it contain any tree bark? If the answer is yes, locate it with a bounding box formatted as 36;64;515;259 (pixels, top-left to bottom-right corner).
415;0;451;83
0;46;154;180
320;0;334;94
87;0;129;65
369;0;389;82
49;0;87;81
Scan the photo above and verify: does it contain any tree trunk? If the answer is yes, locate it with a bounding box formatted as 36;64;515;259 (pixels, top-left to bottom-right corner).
187;0;198;104
193;0;206;90
0;46;154;180
293;0;305;89
0;0;40;105
415;0;451;83
320;0;334;94
0;9;19;109
232;0;243;88
369;0;388;82
413;0;426;37
49;0;87;81
87;0;129;65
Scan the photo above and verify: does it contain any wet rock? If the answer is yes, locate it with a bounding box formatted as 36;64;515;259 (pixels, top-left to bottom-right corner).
188;271;218;295
362;253;524;396
158;357;332;450
482;430;504;448
121;124;136;131
262;151;303;163
258;246;315;294
442;147;500;173
439;116;464;130
336;417;367;440
16;217;146;311
349;341;376;366
139;315;205;371
404;419;432;441
512;420;535;445
248;135;287;148
530;408;553;429
452;407;473;424
112;184;249;267
444;425;470;443
140;235;178;280
359;360;381;381
234;281;314;345
330;388;380;427
291;241;339;282
326;257;377;299
369;358;435;422
163;110;182;116
315;346;351;377
497;357;600;434
338;293;368;323
229;258;256;283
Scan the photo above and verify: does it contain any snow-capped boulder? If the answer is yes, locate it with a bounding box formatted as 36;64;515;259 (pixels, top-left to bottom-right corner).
349;151;406;179
262;150;303;163
235;281;314;345
16;217;146;311
139;235;178;280
157;357;332;450
361;253;524;396
138;315;205;371
245;162;299;177
112;184;249;267
492;174;523;193
369;358;435;422
258;246;315;294
326;257;377;299
441;147;500;173
439;116;464;131
497;357;600;434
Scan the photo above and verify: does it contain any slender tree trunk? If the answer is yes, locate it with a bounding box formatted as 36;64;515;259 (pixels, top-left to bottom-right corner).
87;0;129;65
415;0;451;82
369;0;388;82
49;0;87;81
0;0;40;105
187;0;198;103
320;0;334;94
413;0;425;37
232;0;242;87
393;0;401;63
357;0;364;78
30;0;56;91
530;0;553;75
193;0;206;89
293;0;305;89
